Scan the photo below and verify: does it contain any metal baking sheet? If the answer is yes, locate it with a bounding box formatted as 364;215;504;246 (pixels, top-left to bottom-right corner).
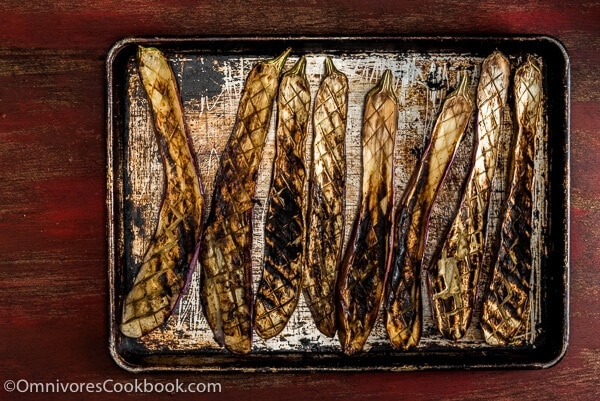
106;36;569;372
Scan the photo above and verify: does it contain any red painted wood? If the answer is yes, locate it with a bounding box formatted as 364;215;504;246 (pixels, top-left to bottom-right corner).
0;1;598;400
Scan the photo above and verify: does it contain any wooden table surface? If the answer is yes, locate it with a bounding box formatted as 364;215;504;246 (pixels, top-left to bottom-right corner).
0;1;598;400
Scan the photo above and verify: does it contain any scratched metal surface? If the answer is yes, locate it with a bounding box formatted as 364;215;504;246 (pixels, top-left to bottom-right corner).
109;40;554;367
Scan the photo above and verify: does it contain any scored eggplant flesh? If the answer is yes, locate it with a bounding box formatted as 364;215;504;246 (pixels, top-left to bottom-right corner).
121;46;204;338
254;56;312;339
199;48;290;354
481;56;543;346
385;74;474;350
337;70;397;355
303;57;349;338
428;52;510;340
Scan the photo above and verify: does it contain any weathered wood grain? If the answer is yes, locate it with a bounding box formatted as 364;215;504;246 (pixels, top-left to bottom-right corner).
0;0;598;400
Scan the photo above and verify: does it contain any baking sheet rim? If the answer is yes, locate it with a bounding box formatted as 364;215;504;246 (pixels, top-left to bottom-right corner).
106;35;570;372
